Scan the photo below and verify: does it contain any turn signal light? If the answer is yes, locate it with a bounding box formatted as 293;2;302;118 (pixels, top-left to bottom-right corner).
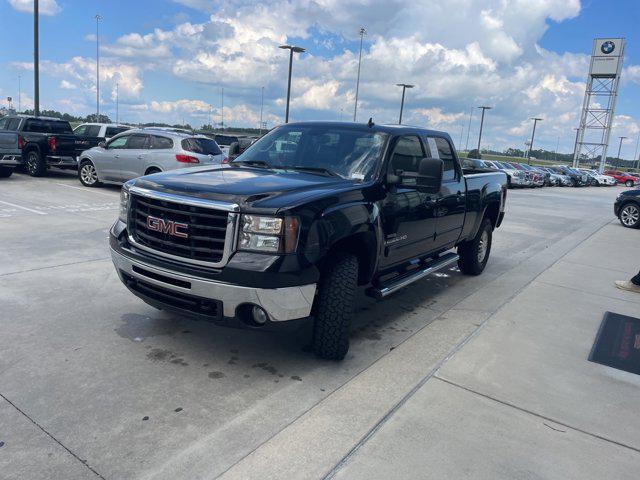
175;154;199;163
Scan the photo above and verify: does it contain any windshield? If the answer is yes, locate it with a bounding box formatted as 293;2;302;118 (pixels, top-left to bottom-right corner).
232;124;389;180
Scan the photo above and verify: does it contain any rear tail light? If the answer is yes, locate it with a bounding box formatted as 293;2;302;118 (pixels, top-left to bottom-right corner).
222;157;230;164
47;136;57;153
175;154;199;164
18;135;24;149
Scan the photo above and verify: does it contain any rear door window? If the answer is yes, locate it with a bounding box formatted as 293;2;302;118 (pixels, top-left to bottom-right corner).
150;135;174;150
427;136;457;181
125;135;149;149
84;125;102;137
182;138;222;155
49;121;73;133
105;126;129;137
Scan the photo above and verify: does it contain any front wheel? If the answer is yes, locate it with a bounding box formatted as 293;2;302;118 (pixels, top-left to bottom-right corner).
0;166;12;178
619;204;640;229
26;150;46;177
312;253;358;360
458;218;493;276
78;160;101;187
625;180;635;188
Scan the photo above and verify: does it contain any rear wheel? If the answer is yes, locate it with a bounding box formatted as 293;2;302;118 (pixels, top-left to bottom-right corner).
312;253;358;360
619;204;640;229
78;160;101;187
145;167;161;176
0;166;13;178
26;150;46;177
458;218;493;275
625;180;635;187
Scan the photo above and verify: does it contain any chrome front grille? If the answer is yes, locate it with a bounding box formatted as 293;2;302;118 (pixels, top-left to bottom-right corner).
127;187;238;267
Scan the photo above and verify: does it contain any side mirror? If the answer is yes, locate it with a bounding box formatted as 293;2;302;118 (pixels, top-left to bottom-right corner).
417;157;444;193
98;141;106;148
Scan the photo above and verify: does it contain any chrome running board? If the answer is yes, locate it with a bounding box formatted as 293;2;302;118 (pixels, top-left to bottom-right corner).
366;252;459;299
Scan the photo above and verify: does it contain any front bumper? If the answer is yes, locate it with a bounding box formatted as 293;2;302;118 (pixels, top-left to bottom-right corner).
111;247;317;322
0;154;22;166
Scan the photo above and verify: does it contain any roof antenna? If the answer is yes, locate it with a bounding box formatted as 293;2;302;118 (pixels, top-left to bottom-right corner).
367;117;375;128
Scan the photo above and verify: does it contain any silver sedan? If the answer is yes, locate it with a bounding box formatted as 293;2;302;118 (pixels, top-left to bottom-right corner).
77;128;226;187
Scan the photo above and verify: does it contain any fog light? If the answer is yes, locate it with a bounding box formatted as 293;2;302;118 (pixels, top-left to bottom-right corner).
252;306;268;325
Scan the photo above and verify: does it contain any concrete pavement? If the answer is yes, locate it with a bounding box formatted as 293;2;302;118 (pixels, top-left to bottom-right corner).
1;170;637;479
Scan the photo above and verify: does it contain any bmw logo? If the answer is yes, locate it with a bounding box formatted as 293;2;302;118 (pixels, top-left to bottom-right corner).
601;41;615;54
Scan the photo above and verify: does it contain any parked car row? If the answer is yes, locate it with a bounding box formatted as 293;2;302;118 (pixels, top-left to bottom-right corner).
0;115;243;182
462;158;638;189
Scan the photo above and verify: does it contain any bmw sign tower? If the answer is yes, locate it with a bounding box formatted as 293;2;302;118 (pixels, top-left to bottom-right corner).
573;38;625;172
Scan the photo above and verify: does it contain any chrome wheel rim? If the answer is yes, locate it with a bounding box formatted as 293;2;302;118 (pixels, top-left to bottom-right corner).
27;152;38;173
477;230;489;263
621;205;639;227
80;163;98;184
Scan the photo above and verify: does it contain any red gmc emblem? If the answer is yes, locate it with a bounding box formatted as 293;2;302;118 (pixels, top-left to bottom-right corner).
146;216;188;239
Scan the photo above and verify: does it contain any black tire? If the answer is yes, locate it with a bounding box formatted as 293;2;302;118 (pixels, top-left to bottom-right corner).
25;150;46;177
145;167;161;176
625;180;635;188
312;253;358;360
78;160;101;187
0;166;12;178
619;203;640;229
457;218;493;276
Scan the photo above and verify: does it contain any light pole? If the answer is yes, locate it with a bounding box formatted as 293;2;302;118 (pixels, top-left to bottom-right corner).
94;14;102;120
279;45;305;123
18;74;21;113
476;106;492;154
208;105;212;129
633;135;640;171
527;117;542;164
221;87;224;130
259;86;264;135
464;107;473;151
554;136;559;162
572;127;580;166
616;136;627;168
353;27;366;122
396;83;414;124
34;0;39;116
115;82;119;124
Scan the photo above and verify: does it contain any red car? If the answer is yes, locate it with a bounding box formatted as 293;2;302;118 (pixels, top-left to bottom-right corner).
604;170;639;187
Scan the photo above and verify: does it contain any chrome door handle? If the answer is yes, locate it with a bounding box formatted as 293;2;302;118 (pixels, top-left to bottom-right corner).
114;154;119;158
137;155;143;159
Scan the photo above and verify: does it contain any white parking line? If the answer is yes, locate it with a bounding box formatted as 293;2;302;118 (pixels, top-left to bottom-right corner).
55;183;119;197
0;199;47;215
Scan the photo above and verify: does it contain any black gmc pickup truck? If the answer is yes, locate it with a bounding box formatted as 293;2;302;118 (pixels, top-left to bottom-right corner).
110;122;507;359
0;115;101;176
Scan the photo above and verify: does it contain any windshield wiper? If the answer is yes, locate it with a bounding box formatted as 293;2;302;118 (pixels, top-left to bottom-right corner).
278;165;340;177
231;159;271;168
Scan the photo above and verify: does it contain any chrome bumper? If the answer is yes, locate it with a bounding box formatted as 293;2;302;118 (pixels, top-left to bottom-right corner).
48;155;77;166
111;248;316;322
0;154;21;166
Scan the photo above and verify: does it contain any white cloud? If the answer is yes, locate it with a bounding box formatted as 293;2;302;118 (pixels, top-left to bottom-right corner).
60;80;77;90
9;0;61;16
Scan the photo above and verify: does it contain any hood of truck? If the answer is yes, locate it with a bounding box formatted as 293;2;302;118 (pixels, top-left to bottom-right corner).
132;165;362;211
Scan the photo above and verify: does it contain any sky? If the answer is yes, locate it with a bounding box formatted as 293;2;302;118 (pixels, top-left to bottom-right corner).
1;0;639;156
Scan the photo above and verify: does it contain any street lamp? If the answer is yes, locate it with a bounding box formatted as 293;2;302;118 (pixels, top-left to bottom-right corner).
616;136;627;168
115;82;119;124
95;14;102;120
34;0;39;116
279;45;305;123
476;106;492;154
353;27;366;122
527;117;542;164
396;83;414;124
464;107;473;151
259;86;264;135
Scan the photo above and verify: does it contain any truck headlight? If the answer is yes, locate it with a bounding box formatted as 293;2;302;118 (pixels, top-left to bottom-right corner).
119;184;131;223
239;215;299;253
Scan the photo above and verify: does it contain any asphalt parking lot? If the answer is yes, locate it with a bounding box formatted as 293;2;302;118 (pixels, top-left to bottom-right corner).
0;170;629;480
